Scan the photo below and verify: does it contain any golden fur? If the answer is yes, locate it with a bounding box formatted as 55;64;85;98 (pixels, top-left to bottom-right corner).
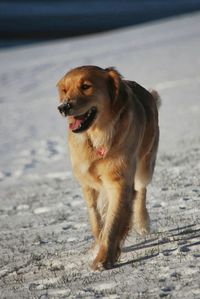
57;66;160;270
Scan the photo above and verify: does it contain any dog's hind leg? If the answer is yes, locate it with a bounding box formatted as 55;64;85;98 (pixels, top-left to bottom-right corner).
133;187;150;235
133;152;157;235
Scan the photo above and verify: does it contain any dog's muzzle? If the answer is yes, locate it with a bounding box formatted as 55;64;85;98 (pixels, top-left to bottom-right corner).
57;102;72;116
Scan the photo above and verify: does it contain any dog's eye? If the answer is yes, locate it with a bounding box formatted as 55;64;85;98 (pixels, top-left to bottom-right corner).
81;83;91;90
62;88;66;93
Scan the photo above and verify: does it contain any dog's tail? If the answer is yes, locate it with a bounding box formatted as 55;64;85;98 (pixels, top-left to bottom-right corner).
149;89;161;109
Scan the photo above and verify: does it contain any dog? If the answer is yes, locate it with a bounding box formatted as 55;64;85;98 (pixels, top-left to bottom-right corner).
57;65;160;270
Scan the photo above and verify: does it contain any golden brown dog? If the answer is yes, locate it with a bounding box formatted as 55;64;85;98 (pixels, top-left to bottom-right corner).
57;65;160;270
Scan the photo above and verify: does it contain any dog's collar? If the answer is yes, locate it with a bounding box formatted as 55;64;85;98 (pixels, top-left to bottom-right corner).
96;146;106;158
87;138;106;158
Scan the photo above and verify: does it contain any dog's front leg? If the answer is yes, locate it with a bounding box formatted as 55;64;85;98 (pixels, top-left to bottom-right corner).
82;186;102;243
91;180;133;270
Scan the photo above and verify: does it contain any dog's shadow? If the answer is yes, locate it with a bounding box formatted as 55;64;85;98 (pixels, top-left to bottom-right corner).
115;223;200;268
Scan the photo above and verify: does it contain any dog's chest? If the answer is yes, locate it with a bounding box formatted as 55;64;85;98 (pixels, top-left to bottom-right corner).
78;160;91;175
74;158;102;189
69;134;103;189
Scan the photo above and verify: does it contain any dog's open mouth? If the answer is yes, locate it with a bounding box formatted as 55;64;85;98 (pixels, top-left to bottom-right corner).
68;107;97;133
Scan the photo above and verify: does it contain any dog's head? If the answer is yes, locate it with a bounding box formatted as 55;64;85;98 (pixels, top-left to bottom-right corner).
57;65;127;133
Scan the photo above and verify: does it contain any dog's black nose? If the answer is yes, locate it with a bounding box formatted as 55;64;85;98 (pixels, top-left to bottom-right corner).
57;102;72;116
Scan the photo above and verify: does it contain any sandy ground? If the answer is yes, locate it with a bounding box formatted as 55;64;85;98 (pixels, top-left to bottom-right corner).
0;13;200;298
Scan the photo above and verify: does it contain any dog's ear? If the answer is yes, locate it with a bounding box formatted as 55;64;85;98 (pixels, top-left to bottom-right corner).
105;67;127;105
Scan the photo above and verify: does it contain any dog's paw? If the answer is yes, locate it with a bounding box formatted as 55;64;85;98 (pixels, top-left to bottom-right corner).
90;260;103;271
90;244;117;271
134;218;150;236
135;225;150;236
91;257;114;271
134;207;150;235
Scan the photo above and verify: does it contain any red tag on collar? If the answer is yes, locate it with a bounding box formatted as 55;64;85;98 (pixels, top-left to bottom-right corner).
96;146;105;158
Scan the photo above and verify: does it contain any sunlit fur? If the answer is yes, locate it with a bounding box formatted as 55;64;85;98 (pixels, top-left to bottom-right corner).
57;65;160;270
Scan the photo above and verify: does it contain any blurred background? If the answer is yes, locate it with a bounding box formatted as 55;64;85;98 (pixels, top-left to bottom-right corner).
1;0;200;48
0;0;200;181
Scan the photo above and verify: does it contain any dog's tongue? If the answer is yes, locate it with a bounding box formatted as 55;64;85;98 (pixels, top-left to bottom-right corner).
69;116;84;131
